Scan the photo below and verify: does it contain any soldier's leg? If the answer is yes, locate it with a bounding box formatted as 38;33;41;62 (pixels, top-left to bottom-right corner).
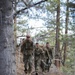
46;58;51;72
44;58;48;71
37;59;41;71
35;60;38;71
28;55;32;73
28;62;32;73
24;63;27;74
23;55;28;74
40;60;44;72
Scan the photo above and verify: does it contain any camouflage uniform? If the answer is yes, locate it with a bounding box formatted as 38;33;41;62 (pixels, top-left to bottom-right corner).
46;47;53;59
45;42;53;71
41;46;50;72
34;43;43;71
21;38;33;74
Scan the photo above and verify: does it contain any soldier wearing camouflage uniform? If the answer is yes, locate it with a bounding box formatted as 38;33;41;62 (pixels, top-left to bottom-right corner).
40;45;50;72
45;42;53;71
34;43;43;72
21;35;33;74
46;42;53;59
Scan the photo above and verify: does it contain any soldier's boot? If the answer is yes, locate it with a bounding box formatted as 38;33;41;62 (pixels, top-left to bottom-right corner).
46;64;51;72
41;67;45;72
35;72;38;75
24;67;28;74
47;66;50;72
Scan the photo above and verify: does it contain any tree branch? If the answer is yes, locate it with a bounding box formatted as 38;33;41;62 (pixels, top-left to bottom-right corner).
21;0;28;6
68;2;75;8
14;0;47;18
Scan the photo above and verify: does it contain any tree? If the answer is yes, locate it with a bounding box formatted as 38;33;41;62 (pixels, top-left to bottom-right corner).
0;0;16;75
14;0;48;17
0;0;48;75
55;0;60;56
68;2;75;8
54;0;61;68
63;0;69;66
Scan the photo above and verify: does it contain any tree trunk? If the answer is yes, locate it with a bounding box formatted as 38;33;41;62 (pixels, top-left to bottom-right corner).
55;0;60;67
63;0;69;66
14;1;17;49
14;17;17;48
0;0;16;75
55;0;60;56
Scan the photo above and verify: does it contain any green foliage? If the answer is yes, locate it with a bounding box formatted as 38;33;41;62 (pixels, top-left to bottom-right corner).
18;20;27;25
62;47;75;75
68;2;75;8
34;28;55;46
16;18;28;36
46;0;57;12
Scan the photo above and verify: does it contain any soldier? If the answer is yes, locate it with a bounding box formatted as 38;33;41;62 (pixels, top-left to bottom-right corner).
34;43;43;72
21;35;33;74
45;42;53;71
40;45;50;72
46;42;53;59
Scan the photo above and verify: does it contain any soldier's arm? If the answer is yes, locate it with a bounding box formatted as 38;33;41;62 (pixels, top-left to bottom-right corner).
40;48;45;59
21;41;26;53
30;41;34;50
49;48;53;59
21;44;24;53
46;49;50;59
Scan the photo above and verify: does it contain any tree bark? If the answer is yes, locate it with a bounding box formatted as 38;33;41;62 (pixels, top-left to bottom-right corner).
63;0;69;66
55;0;60;56
0;0;16;75
55;0;60;67
14;1;17;49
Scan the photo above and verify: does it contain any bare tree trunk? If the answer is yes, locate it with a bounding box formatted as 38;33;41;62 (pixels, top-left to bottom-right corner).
55;0;60;56
0;0;16;75
14;17;17;48
55;0;60;68
63;0;69;66
14;1;17;49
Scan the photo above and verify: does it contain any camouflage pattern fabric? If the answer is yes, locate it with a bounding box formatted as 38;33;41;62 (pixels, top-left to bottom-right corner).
21;39;33;74
34;47;43;71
